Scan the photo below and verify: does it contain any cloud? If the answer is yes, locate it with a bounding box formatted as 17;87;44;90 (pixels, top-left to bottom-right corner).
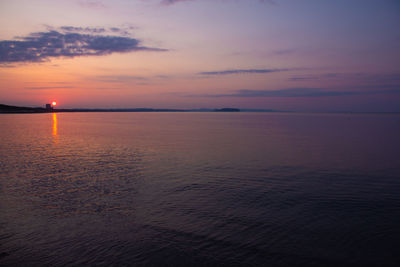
199;68;288;76
0;29;166;64
59;26;107;34
161;0;191;5
289;73;400;83
57;26;132;36
109;27;130;36
188;87;400;98
93;74;172;84
289;73;339;81
259;0;278;5
160;0;277;5
24;86;76;90
207;88;354;97
78;0;106;9
272;49;296;55
96;75;148;83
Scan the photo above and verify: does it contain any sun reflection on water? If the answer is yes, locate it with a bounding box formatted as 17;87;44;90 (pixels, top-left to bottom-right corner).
52;113;58;141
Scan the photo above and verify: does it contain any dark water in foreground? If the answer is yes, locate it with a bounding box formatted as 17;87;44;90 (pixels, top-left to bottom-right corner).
1;112;400;266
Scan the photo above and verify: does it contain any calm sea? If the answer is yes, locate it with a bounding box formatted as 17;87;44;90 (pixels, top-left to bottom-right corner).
1;112;400;266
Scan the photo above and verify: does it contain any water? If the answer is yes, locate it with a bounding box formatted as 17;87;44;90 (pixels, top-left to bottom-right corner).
1;112;400;266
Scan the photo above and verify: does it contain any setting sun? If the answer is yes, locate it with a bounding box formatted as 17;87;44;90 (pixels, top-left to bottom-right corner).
52;101;57;106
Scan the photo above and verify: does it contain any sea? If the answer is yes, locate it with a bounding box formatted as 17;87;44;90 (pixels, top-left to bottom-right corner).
1;112;399;266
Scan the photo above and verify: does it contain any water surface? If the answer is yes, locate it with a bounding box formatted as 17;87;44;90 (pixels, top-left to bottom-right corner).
1;112;400;266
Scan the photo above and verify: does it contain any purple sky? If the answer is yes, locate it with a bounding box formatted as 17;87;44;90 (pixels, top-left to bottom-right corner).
0;0;399;111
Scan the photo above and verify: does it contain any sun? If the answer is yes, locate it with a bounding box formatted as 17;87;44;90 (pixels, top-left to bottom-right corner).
52;101;57;106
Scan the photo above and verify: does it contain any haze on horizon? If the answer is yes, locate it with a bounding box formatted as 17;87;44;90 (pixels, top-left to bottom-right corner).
0;0;399;112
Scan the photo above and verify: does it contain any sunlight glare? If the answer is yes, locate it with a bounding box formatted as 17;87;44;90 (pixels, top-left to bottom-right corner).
52;113;57;138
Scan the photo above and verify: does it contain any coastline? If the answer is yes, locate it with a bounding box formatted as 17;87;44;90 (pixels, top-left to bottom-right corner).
0;104;242;114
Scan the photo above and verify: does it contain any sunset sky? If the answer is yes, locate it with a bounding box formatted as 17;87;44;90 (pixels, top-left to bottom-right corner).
0;0;399;111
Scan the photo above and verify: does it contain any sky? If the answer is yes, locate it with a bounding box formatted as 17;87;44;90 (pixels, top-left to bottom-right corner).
0;0;399;112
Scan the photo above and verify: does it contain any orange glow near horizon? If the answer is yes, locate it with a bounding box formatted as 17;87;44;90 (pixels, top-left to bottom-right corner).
52;101;57;106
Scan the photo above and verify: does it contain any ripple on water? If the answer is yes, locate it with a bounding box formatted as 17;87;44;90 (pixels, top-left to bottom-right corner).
1;112;400;266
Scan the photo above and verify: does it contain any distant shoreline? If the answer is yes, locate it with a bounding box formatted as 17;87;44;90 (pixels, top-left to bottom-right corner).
1;104;399;114
0;104;244;114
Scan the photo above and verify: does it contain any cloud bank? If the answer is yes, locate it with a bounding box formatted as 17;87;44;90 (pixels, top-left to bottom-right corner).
289;73;400;83
0;29;165;64
54;25;133;36
161;0;190;4
160;0;276;5
222;88;359;97
189;87;400;98
199;68;288;75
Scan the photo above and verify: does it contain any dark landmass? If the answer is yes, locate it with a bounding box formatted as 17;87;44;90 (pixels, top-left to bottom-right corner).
214;108;240;112
55;108;186;113
2;103;398;115
0;104;48;113
1;104;247;114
